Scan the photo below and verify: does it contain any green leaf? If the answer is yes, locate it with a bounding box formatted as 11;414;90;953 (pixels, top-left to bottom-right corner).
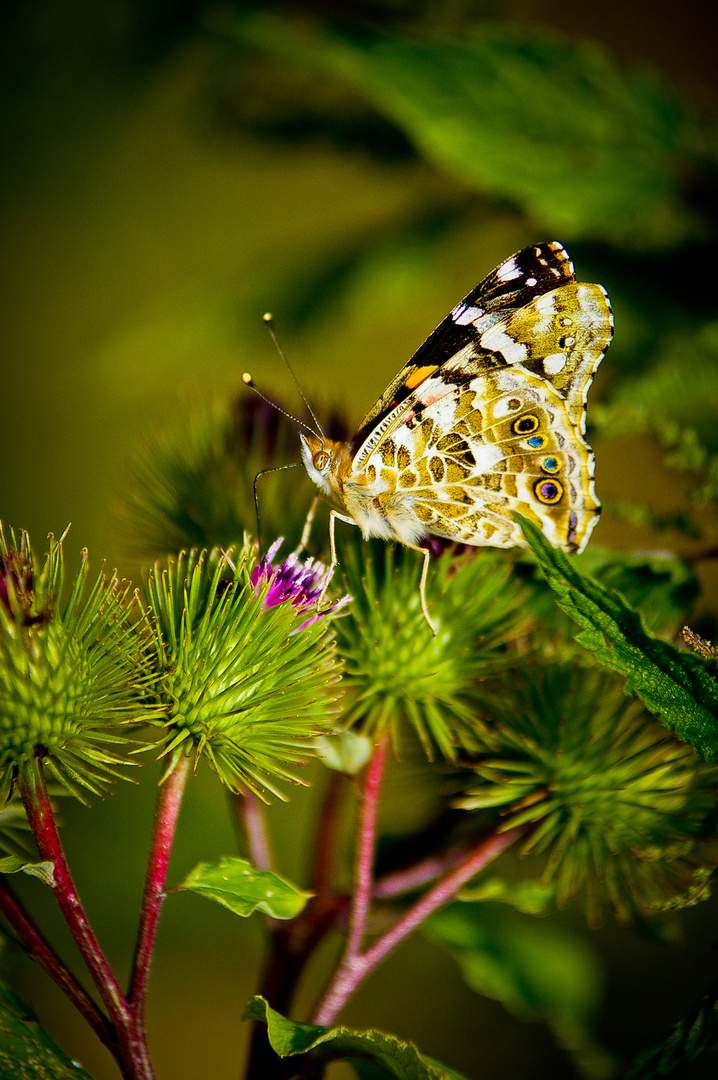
234;16;703;246
424;905;613;1078
625;977;718;1080
518;515;718;761
0;856;55;887
572;549;699;633
314;731;373;775
0;982;95;1080
174;857;312;920
244;995;471;1079
521;547;700;638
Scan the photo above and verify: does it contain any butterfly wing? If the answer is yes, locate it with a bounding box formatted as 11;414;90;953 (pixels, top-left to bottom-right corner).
351;367;599;553
469;283;612;434
350;242;576;457
342;242;611;554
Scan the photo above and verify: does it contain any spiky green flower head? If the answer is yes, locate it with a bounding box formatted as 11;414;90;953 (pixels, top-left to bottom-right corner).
119;392;349;560
145;538;346;800
0;524;154;806
459;666;718;926
335;538;528;761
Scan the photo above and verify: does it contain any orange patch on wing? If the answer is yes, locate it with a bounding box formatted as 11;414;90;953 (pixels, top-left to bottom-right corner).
404;365;438;390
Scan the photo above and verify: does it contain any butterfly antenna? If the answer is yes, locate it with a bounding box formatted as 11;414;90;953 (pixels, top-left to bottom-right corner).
263;312;325;438
242;373;322;440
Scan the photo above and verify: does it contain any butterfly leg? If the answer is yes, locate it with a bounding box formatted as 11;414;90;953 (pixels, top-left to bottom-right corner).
405;543;437;637
293;496;319;556
316;510;358;612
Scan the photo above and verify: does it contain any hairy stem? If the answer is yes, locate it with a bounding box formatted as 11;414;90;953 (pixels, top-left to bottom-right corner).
19;768;154;1080
312;825;523;1026
128;754;190;1015
345;734;389;960
19;772;128;1022
363;826;524;972
373;848;468;899
310;735;389;1026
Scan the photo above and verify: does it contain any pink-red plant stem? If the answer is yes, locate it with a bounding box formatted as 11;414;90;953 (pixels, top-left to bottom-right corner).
373;847;469;899
309;735;389;1027
19;768;153;1080
235;790;274;872
345;733;389;961
19;771;128;1022
363;826;523;970
0;876;114;1047
128;753;190;1015
312;825;524;1026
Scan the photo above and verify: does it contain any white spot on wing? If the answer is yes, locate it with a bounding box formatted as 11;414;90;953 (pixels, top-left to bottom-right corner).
535;293;556;315
496;257;520;282
452;302;485;326
502;340;528;365
492;397;518;418
480;328;527;364
472;443;503;472
544;352;567;374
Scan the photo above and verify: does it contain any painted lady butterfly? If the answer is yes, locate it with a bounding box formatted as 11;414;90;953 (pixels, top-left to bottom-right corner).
299;241;613;633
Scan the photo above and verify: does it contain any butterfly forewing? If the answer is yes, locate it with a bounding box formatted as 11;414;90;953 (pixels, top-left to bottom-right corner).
350;242;578;458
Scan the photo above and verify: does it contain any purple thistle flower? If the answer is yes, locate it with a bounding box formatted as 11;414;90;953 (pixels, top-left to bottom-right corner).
251;539;351;626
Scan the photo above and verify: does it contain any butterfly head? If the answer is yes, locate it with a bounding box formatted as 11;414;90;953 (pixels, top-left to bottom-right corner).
300;432;350;499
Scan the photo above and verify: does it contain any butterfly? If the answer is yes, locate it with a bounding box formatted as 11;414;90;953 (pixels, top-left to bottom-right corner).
298;241;613;634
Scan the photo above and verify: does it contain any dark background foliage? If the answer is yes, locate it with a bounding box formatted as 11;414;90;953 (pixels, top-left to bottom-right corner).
1;2;718;1078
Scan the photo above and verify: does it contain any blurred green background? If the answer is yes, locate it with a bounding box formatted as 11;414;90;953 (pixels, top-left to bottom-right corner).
2;1;718;1078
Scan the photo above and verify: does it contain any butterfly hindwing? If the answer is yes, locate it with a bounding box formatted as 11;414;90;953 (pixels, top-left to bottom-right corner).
358;367;599;553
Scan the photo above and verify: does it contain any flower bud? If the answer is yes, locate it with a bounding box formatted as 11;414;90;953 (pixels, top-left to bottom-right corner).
145;541;344;799
0;524;153;805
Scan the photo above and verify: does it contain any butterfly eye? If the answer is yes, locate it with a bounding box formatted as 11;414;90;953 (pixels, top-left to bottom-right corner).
534;479;563;504
513;414;539;435
313;451;330;473
527;435;544;448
